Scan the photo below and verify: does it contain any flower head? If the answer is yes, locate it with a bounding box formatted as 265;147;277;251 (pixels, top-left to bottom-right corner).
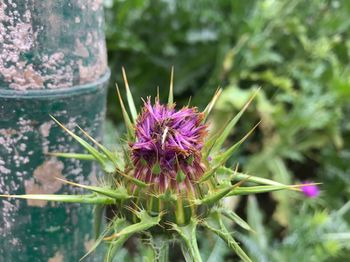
301;181;320;198
131;98;207;191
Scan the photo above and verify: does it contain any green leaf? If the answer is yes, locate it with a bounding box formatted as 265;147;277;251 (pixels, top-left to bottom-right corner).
203;88;222;122
171;218;202;262
203;132;220;158
247;196;267;249
81;217;113;261
116;170;150;188
103;218;130;262
213;122;260;165
203;211;252;262
50;116;107;166
104;236;129;262
77;126;122;169
210;88;260;154
221;209;253;232
228;185;300;196
195;185;234;206
116;84;135;140
200;122;259;183
0;193;115;205
104;210;162;241
47;152;95;161
219;167;285;186
122;67;138;122
56;177;131;200
103;211;162;261
198;165;220;183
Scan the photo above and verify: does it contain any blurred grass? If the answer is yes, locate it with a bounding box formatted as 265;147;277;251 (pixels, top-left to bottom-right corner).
103;0;350;261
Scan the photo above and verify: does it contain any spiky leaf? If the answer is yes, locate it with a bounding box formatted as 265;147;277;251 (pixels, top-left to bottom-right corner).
57;178;131;200
203;88;222;122
203;211;252;262
50;116;108;166
0;193;115;205
116;84;135;139
122;67;138;122
228;185;301;196
210;88;260;154
104;209;162;241
48;152;95;161
168;66;174;106
221;209;253;232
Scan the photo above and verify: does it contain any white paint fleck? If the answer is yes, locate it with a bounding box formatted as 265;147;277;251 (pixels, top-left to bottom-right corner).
75;39;89;58
39;121;53;138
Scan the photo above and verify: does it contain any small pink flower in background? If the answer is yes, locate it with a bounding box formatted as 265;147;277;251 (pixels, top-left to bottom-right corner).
301;181;320;198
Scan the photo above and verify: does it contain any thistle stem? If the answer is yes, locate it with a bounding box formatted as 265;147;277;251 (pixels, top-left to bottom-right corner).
153;236;170;262
158;243;169;262
173;219;202;262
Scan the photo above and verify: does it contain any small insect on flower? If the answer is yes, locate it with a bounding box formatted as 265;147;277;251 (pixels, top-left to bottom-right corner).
0;67;313;262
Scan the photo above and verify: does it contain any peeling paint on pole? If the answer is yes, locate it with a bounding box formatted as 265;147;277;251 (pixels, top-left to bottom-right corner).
0;0;107;90
0;0;109;261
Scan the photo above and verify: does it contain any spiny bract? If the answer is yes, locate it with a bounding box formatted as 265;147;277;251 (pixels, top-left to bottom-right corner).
1;68;305;262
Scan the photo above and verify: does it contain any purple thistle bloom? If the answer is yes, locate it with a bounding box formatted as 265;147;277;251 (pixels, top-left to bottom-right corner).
130;98;207;192
301;181;320;198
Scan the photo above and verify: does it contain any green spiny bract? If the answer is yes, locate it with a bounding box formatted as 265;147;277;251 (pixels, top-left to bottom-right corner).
1;68;306;262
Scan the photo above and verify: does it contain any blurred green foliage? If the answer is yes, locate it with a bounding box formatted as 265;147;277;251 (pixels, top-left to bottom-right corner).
104;0;350;261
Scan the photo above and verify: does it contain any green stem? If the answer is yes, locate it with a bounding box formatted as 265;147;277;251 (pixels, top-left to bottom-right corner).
172;219;202;262
158;243;169;262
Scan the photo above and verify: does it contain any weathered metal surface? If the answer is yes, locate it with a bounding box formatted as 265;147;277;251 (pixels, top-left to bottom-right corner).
0;0;109;261
0;0;107;90
0;75;109;261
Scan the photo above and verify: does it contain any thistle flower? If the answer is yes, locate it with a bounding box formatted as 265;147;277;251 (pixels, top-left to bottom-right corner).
301;181;320;198
0;68;311;262
131;98;207;190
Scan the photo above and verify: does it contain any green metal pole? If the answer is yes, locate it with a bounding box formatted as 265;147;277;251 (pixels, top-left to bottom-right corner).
0;1;109;261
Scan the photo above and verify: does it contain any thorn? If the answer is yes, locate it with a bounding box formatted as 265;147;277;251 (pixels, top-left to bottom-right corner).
168;66;174;106
103;233;119;241
123;205;139;216
121;67;130;89
187;96;192;107
0;194;12;198
231;175;251;189
157;86;160;101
